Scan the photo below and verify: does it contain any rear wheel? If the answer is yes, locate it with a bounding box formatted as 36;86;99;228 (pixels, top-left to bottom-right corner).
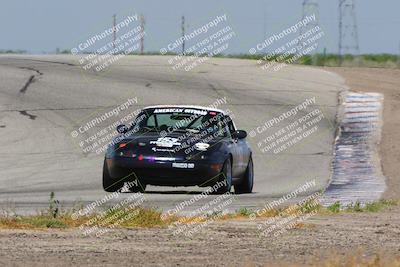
214;158;232;194
102;159;124;192
234;156;254;194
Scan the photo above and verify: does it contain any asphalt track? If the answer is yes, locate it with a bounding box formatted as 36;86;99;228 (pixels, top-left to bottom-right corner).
0;55;346;214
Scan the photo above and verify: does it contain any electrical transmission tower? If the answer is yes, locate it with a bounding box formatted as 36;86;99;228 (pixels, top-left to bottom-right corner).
299;0;320;63
338;0;359;64
299;0;320;37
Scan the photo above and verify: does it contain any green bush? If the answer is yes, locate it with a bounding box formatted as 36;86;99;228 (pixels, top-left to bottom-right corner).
327;201;341;213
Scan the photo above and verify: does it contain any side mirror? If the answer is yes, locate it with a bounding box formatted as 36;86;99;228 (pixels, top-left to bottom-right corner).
116;124;128;134
233;130;247;140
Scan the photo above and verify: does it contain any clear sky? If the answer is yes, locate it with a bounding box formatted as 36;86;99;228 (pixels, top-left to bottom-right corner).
0;0;399;54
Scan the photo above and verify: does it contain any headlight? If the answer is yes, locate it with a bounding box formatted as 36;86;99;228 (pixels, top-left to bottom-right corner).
194;142;210;151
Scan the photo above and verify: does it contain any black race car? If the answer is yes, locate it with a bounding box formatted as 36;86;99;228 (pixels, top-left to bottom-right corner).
103;105;253;194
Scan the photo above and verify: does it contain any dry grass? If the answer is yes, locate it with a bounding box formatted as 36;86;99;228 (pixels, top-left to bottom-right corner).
0;207;171;230
0;203;309;230
0;196;398;230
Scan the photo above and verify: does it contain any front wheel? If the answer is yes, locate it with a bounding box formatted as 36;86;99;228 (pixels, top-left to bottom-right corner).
214;158;232;194
102;159;124;192
234;155;254;194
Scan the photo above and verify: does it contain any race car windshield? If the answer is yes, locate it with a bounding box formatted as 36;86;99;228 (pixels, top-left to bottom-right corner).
134;109;227;136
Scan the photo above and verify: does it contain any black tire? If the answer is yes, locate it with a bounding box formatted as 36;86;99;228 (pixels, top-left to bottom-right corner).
214;158;233;194
234;155;254;194
102;159;124;192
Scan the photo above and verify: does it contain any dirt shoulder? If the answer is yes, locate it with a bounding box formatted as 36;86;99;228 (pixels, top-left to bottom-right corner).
326;67;400;199
1;206;400;267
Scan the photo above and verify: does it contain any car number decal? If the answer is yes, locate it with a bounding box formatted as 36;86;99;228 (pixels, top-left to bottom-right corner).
150;137;181;147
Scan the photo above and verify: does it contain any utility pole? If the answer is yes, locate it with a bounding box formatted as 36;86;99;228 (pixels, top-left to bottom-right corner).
112;14;117;51
299;0;320;64
181;15;185;55
397;41;400;68
140;14;145;54
262;0;267;54
338;0;359;66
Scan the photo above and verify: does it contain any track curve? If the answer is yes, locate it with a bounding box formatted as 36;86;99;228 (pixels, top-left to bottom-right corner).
0;55;346;213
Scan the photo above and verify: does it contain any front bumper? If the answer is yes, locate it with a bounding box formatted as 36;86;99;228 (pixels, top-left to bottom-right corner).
105;156;224;186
